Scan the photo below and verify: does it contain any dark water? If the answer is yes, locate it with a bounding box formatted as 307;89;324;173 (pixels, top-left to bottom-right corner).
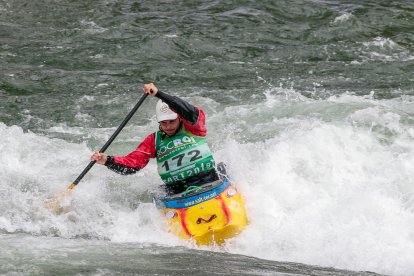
0;234;381;276
1;0;413;131
1;1;413;275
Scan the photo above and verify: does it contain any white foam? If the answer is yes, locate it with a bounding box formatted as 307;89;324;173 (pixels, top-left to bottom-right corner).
220;119;414;275
359;37;414;62
363;37;400;50
79;20;108;34
211;94;414;275
1;91;414;275
0;122;185;245
332;13;354;24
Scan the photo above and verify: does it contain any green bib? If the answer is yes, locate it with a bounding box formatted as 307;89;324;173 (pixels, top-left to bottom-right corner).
155;127;215;185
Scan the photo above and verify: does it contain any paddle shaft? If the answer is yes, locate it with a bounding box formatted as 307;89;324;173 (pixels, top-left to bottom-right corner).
70;93;148;187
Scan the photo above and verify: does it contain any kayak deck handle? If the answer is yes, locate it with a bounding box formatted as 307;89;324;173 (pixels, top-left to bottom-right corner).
196;214;217;224
183;186;203;196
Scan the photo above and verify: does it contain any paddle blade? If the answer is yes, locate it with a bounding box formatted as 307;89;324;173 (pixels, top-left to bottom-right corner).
44;183;75;214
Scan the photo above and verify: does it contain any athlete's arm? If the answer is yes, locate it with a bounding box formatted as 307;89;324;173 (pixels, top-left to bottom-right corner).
143;83;207;136
104;156;141;175
94;133;156;175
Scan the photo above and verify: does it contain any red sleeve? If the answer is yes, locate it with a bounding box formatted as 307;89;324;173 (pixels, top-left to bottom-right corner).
180;106;207;137
113;133;156;168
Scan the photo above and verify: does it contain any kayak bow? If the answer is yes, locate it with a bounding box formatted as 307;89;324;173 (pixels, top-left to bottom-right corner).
155;178;248;245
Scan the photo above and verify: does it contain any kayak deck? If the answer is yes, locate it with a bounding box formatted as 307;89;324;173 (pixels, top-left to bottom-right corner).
155;178;248;245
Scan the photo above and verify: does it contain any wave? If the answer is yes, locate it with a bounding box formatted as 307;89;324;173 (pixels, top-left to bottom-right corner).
1;91;414;275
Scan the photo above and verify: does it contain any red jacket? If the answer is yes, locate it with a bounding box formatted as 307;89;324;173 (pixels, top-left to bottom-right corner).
111;107;207;169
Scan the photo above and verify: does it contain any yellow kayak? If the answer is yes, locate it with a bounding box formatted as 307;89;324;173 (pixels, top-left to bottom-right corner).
155;178;248;245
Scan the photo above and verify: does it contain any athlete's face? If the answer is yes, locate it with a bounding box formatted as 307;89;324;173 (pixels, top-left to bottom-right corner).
160;118;180;136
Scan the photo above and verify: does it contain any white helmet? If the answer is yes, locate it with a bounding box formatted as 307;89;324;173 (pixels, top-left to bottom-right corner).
156;100;178;122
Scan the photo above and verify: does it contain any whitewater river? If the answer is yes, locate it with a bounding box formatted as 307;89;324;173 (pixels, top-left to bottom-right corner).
1;1;413;275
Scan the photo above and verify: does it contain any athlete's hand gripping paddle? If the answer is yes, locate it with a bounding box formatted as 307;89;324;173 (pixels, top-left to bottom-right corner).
44;93;148;212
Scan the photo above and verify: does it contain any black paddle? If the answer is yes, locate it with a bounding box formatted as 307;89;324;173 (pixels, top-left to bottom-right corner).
45;92;148;211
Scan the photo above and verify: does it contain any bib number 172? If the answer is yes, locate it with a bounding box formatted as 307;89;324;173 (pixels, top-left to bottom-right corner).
162;150;202;171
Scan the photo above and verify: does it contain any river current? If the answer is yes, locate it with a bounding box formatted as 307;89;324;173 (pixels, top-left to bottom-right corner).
1;1;413;275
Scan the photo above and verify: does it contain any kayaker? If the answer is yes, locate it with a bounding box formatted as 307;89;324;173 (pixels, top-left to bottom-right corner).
91;83;219;194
